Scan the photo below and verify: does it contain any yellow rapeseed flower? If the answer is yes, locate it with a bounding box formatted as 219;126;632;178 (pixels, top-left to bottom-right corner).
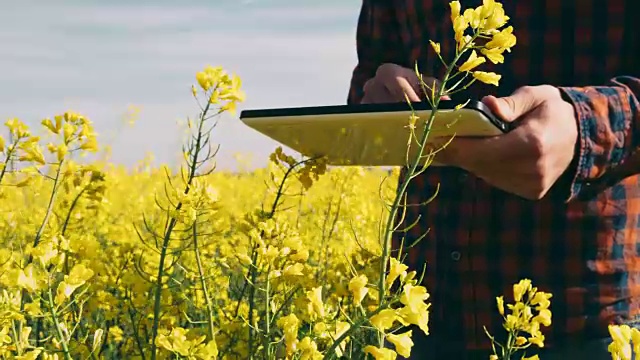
481;47;505;64
449;1;461;23
632;328;640;356
41;118;59;134
513;278;532;303
276;313;300;356
459;50;486;72
484;2;509;32
5;118;30;138
298;337;323;360
496;296;505;315
608;324;634;359
364;345;397;360
472;71;502;86
55;263;94;304
453;15;468;45
348;274;368;305
397;303;430;335
369;309;397;332
306;286;325;318
486;26;517;51
18;143;46;165
429;40;441;55
283;263;304;277
386;258;408;289
16;265;41;292
386;330;414;358
400;284;430;313
463;7;484;29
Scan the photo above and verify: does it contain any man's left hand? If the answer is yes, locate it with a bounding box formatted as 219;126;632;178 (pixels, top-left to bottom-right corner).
435;85;579;200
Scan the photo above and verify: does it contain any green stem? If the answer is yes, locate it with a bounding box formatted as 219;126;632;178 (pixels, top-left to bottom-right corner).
149;101;211;360
322;306;388;360
268;159;307;217
33;160;64;248
503;332;513;359
16;159;65;350
376;43;470;346
246;251;259;359
193;221;216;341
11;321;22;355
128;305;147;360
447;78;478;95
263;267;271;359
47;286;73;360
0;142;17;185
59;187;87;342
376;74;446;342
61;187;87;237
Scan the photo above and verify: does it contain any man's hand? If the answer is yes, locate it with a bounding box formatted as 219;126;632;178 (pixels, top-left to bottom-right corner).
361;63;440;104
435;85;579;200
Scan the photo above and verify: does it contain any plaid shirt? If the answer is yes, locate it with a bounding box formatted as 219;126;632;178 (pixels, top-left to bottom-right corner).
348;0;640;352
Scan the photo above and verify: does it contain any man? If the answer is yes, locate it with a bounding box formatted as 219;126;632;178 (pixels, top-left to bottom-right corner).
347;0;639;359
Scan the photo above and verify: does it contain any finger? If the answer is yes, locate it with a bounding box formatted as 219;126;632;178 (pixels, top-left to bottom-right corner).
363;78;376;95
481;86;548;122
383;76;421;102
433;125;531;171
376;64;423;102
431;136;489;170
361;80;373;104
361;81;394;104
432;135;530;195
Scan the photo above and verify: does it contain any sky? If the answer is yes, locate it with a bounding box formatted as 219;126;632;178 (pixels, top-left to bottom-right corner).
0;0;362;171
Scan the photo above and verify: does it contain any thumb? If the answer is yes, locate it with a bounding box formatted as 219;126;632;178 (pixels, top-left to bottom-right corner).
481;87;543;122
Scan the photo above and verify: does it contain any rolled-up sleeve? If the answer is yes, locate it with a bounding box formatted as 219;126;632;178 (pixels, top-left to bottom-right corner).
559;76;640;200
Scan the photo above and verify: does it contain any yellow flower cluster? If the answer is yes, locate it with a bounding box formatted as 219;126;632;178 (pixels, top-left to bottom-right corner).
155;327;219;359
487;279;553;360
429;0;517;92
360;257;430;359
607;324;640;360
194;65;245;115
269;146;328;190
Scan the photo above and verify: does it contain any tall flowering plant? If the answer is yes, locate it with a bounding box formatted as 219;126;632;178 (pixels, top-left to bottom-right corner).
371;0;520;356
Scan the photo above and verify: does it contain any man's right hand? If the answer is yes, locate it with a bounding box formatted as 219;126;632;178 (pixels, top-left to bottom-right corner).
361;63;441;104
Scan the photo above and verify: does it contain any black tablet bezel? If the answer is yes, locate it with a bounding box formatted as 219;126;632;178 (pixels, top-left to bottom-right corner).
240;100;512;133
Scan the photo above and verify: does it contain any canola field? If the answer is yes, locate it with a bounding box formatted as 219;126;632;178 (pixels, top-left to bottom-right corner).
0;154;397;359
0;65;417;359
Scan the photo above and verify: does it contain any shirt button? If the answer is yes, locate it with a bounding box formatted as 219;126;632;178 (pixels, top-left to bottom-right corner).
450;251;461;261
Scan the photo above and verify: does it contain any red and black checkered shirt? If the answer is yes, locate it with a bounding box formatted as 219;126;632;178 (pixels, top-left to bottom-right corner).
347;0;640;351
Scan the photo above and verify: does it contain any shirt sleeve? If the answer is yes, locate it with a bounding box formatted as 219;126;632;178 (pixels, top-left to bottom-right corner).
558;76;640;201
347;0;406;105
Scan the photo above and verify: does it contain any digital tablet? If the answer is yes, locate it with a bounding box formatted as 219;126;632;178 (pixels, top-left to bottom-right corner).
239;100;511;167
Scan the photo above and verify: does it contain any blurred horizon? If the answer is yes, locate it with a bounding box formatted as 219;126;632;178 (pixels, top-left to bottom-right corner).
0;1;362;171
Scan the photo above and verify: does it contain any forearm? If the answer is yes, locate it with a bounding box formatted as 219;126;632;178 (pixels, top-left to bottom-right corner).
558;76;640;200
